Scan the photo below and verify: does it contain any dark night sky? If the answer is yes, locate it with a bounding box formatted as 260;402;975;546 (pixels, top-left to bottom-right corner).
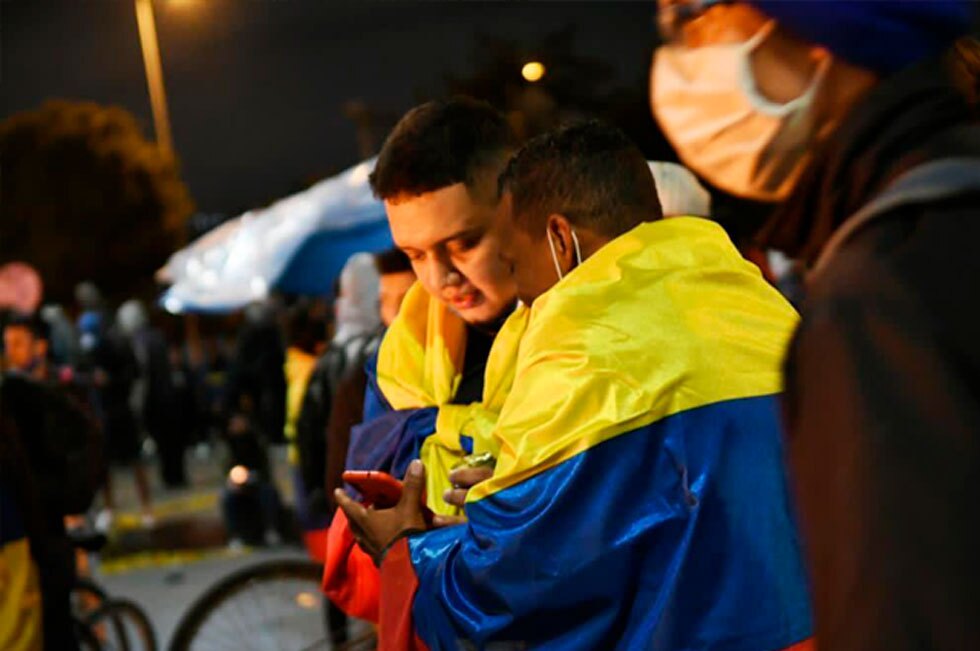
2;1;659;215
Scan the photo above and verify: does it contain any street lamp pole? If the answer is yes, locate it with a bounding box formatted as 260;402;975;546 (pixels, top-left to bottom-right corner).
134;0;202;362
134;0;174;159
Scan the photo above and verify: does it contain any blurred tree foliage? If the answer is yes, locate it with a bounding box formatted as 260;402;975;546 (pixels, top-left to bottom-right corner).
0;100;194;304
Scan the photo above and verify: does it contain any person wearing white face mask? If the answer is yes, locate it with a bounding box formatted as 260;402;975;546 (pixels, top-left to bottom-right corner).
651;2;980;650
653;17;835;203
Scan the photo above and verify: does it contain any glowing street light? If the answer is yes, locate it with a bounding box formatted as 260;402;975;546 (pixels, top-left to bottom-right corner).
521;61;546;83
134;0;174;159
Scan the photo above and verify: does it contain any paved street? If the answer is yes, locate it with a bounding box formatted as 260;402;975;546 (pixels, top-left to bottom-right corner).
95;547;311;648
87;443;327;648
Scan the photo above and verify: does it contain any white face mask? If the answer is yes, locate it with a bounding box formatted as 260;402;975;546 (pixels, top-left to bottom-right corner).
651;21;833;203
547;228;582;281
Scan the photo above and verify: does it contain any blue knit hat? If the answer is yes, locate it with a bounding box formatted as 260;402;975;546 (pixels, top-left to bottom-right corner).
747;1;973;74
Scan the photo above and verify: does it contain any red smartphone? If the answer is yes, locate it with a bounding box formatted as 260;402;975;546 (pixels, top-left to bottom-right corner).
342;470;435;527
342;470;403;508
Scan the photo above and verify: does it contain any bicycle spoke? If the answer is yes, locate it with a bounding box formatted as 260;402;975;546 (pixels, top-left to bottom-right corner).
275;578;288;651
191;614;239;651
228;590;261;651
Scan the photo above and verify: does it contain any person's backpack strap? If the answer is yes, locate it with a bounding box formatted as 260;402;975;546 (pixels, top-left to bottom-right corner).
350;331;382;374
322;343;348;392
329;331;381;388
812;157;980;278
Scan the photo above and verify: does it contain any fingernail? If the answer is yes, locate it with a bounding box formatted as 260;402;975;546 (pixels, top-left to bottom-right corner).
409;459;423;477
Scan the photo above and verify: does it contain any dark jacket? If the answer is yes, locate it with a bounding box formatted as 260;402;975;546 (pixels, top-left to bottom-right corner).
297;331;380;513
759;48;980;651
0;374;102;651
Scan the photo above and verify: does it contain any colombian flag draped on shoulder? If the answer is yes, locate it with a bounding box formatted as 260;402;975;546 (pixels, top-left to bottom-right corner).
381;218;814;650
371;282;514;501
323;282;517;620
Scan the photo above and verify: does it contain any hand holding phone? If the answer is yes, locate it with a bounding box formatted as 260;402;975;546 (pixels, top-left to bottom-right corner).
335;461;433;565
342;470;404;508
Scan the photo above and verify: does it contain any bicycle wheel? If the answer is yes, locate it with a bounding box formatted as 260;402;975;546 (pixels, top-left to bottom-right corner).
168;558;331;651
74;577;130;649
73;576;110;620
75;615;104;651
75;576;110;602
86;598;158;651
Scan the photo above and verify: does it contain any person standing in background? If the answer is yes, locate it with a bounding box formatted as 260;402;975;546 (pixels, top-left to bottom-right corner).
117;300;188;489
322;248;415;507
0;383;45;651
294;255;382;646
89;309;154;530
298;254;384;533
226;301;287;446
2;314;101;650
283;298;328;546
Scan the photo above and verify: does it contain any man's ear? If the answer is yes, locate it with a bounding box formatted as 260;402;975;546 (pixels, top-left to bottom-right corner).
545;214;576;268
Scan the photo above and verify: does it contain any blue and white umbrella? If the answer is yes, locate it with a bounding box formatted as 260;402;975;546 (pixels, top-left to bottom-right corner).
160;158;392;314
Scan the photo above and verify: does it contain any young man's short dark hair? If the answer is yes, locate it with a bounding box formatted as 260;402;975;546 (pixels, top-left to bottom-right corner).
369;96;517;202
499;120;663;237
374;247;413;276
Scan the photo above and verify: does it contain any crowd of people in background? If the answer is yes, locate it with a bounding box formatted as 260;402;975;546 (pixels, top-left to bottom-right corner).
0;280;235;649
0;245;417;650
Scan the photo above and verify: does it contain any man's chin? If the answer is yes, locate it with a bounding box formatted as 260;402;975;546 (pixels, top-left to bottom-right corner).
452;301;512;328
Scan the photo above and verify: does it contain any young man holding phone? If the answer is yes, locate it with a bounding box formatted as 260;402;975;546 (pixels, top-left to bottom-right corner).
323;97;521;622
338;122;813;649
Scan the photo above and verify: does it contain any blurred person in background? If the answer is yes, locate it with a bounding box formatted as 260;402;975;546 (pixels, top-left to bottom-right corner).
226;301;286;445
117;299;188;488
3;313;51;382
296;254;383;646
38;305;78;370
376;247;416;328
331;254;382;367
296;255;381;540
198;336;232;448
652;1;979;648
85;308;153;530
283;298;328;548
321;248;414;509
0;380;45;651
73;281;102;314
2;311;90;409
2;318;101;650
220;396;283;548
167;339;205;471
